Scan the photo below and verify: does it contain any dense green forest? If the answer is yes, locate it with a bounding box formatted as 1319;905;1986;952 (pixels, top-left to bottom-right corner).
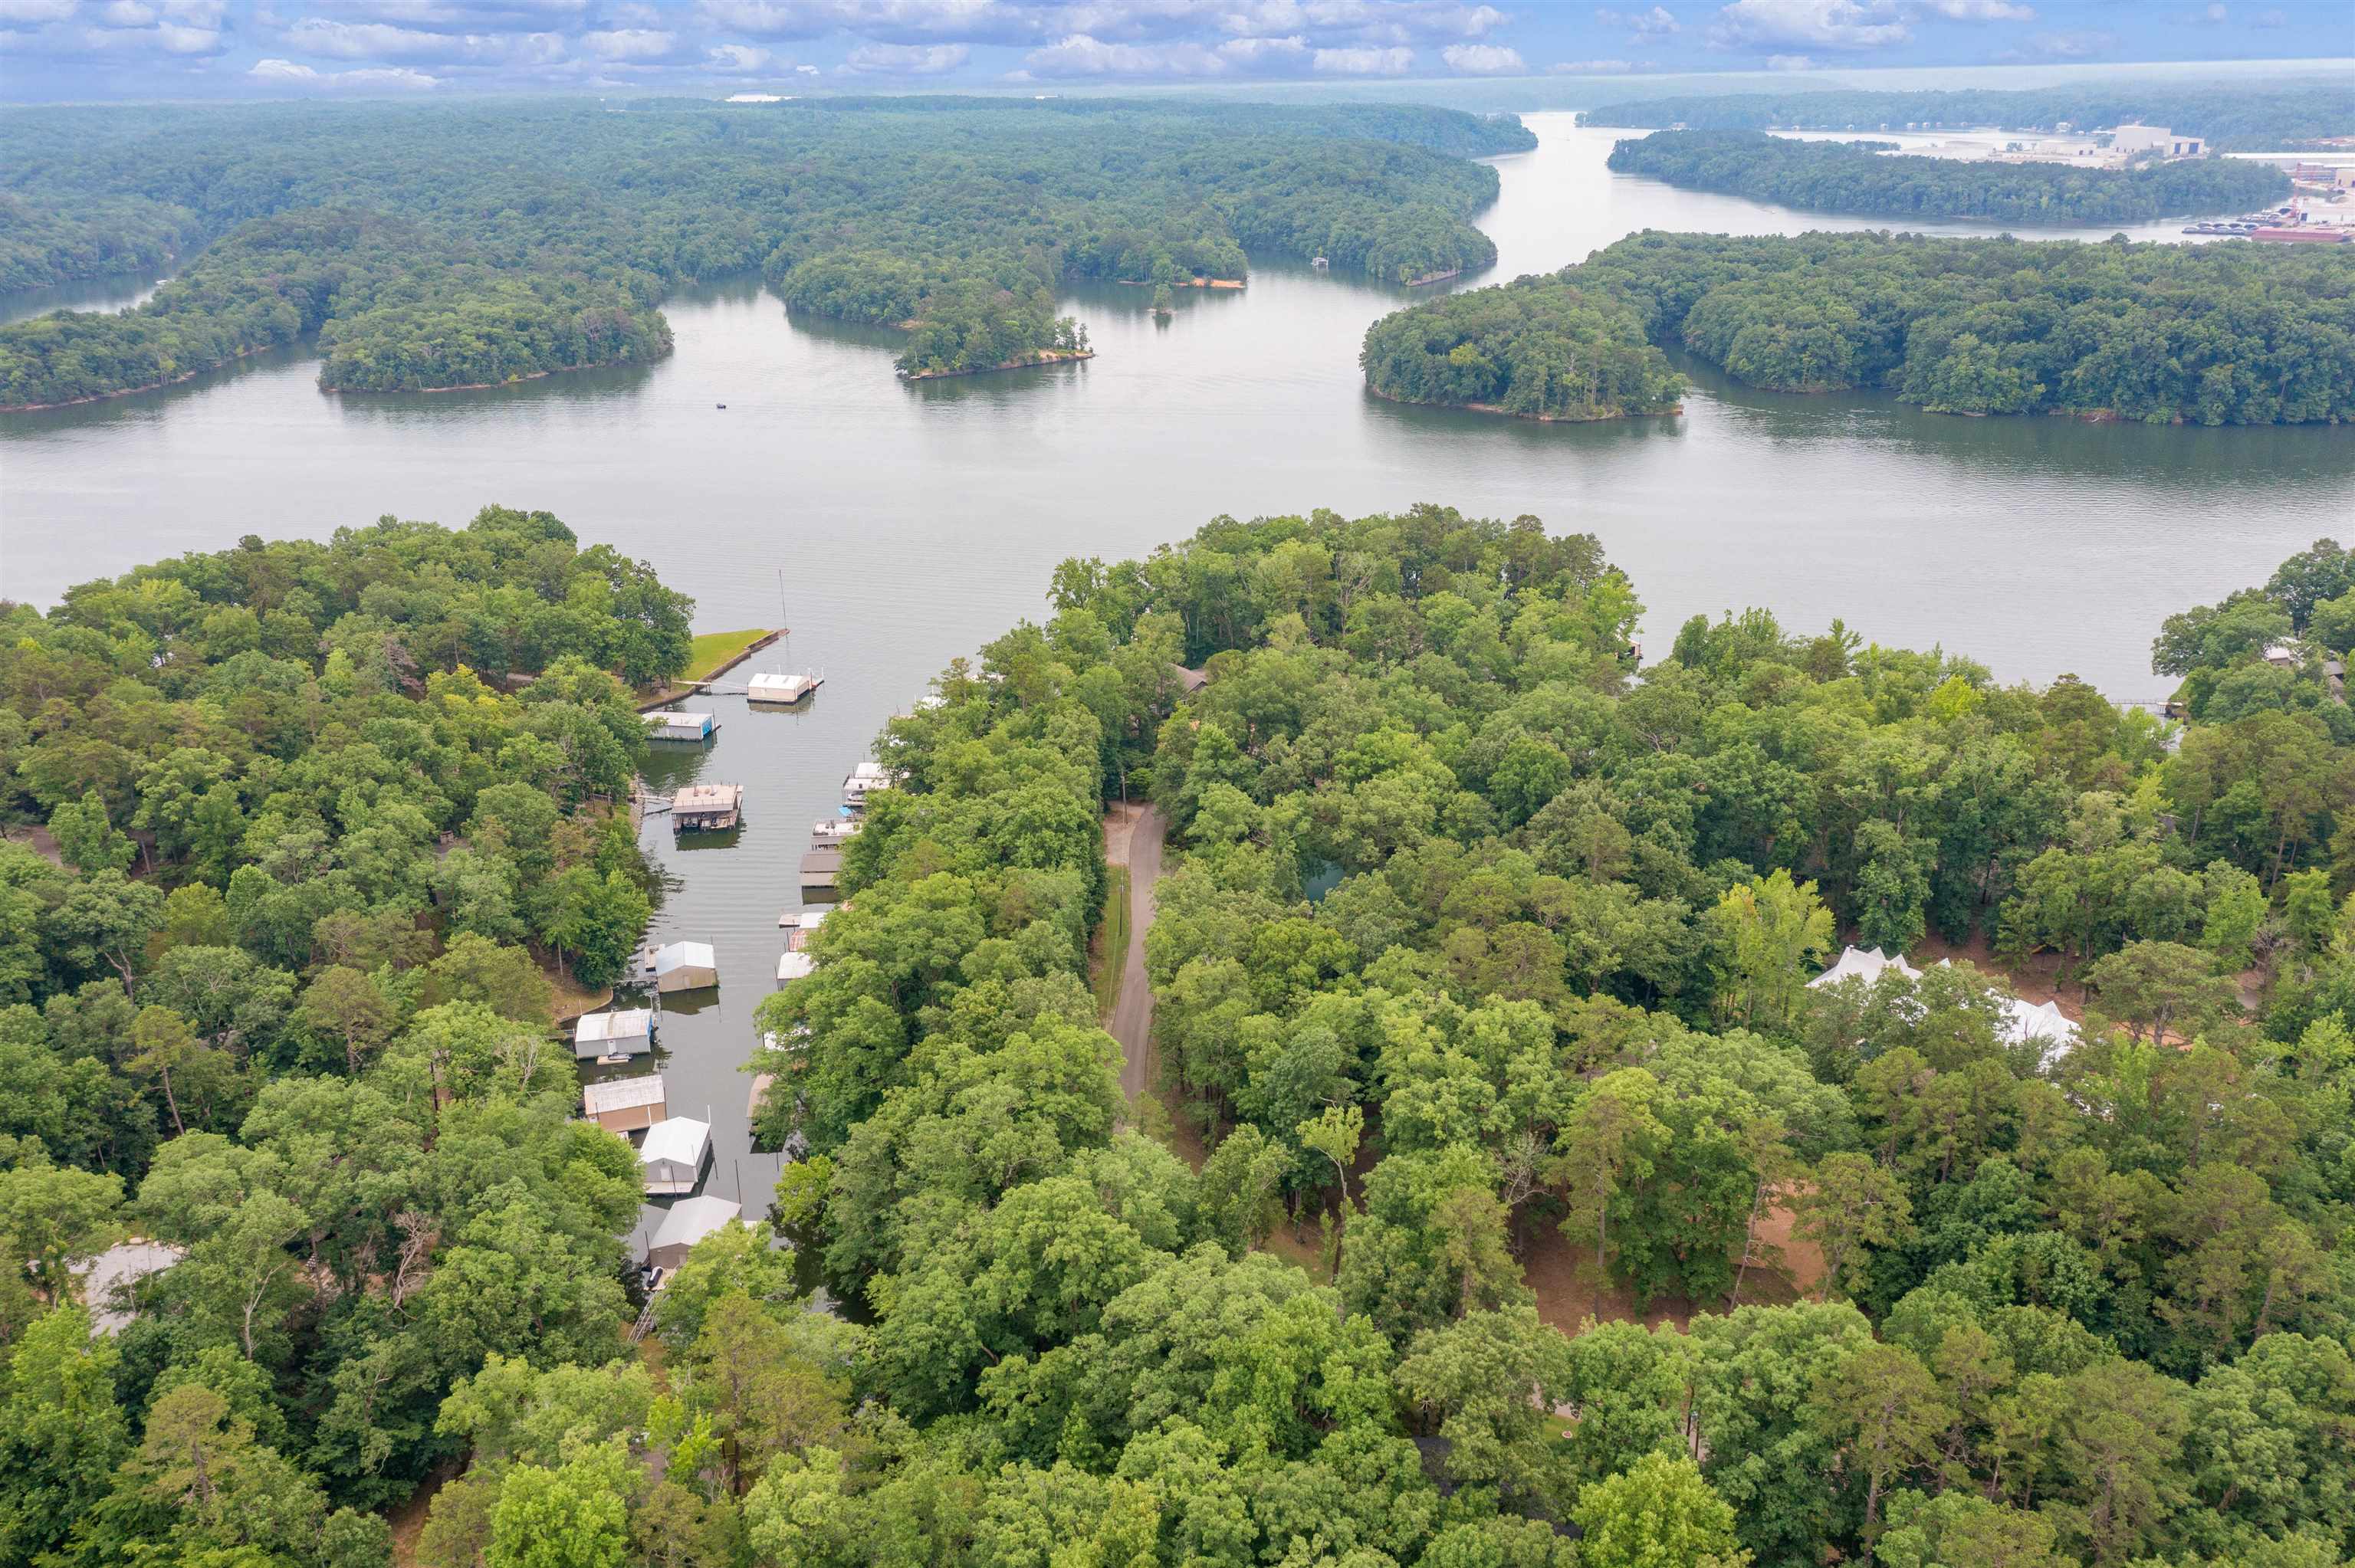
8;504;2355;1566
1365;231;2355;423
0;98;1528;406
1608;130;2288;225
1589;81;2355;150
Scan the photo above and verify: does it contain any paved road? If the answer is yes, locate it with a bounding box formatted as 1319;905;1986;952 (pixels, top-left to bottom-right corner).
1107;805;1167;1102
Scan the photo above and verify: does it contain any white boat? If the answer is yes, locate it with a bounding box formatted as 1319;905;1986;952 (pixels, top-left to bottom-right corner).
811;817;862;843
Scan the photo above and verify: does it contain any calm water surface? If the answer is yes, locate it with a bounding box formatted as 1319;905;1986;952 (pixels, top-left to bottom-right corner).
4;114;2349;1226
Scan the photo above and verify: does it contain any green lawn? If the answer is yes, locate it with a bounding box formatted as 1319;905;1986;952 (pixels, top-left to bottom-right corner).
682;628;771;684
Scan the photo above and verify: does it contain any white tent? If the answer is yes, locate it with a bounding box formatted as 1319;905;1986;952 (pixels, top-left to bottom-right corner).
1808;946;1923;989
639;1117;712;1195
74;1241;182;1334
649;941;718;992
2002;996;2079;1066
647;1195;743;1270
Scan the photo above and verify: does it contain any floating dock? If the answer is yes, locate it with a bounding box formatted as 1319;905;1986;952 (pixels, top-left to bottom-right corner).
672;782;743;833
645;710;719;743
748;671;824;704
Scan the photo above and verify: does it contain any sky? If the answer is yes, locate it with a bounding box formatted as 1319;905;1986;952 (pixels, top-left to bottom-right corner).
0;0;2347;102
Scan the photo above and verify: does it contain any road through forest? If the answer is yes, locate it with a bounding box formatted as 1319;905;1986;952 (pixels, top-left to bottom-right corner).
1106;805;1167;1103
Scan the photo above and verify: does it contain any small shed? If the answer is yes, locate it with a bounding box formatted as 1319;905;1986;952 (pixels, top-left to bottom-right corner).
777;950;816;985
672;783;743;832
645;710;718;743
639;1117;713;1195
646;1195;743;1270
583;1073;667;1133
573;1007;656;1058
649;940;719;992
800;847;842;896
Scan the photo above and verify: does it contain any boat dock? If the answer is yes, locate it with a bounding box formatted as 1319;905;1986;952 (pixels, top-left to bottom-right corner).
672;782;743;833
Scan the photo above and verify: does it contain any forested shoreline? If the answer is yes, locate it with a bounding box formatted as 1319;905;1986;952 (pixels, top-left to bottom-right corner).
0;99;1529;408
6;504;2355;1566
1608;130;2288;225
1364;231;2355;424
1589;81;2354;151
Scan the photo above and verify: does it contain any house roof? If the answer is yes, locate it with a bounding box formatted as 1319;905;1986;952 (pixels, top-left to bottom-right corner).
583;1074;665;1114
645;710;713;725
652;940;715;973
777;951;816;982
672;783;740;810
576;1008;655;1043
649;1195;741;1253
639;1117;711;1168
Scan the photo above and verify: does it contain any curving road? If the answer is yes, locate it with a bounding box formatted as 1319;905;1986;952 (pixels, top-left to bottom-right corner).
1106;805;1167;1103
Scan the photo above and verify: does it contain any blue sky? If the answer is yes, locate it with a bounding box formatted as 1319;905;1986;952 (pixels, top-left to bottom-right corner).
0;0;2347;101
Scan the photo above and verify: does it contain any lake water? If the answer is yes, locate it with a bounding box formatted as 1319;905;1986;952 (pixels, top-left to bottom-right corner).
4;113;2349;1231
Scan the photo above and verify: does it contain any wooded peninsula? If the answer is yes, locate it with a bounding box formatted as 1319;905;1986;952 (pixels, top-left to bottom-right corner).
1363;231;2355;424
8;502;2353;1568
1589;80;2355;151
1607;130;2289;225
0;98;1531;408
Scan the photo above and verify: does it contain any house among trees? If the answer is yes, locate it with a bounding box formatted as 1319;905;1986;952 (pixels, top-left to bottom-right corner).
639;1117;713;1195
581;1073;667;1133
573;1006;655;1058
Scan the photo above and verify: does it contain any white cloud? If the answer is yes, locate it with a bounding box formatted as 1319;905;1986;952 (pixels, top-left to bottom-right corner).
281;17;563;61
1596;5;1679;38
705;39;771;67
2196;1;2225;19
1548;56;1638;71
1217;31;1306;64
1905;0;2030;18
1021;26;1335;74
1312;41;1411;71
1765;50;1814;65
842;38;968;67
1440;39;1520;70
695;0;1035;43
1709;0;1908;50
248;54;442;84
1023;31;1231;73
2012;25;2111;55
100;0;156;22
0;0;79;24
583;25;672;57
